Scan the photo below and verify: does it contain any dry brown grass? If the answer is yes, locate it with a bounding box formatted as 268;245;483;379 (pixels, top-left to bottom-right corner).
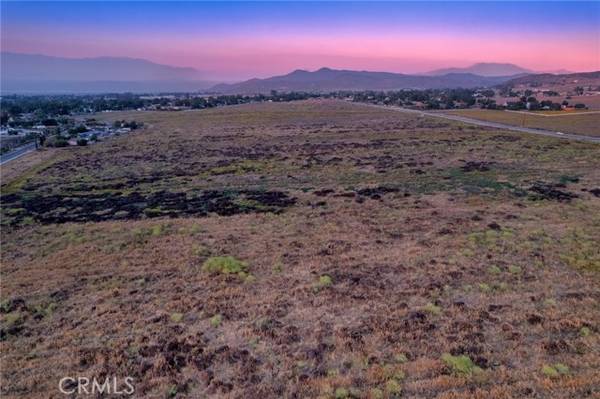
0;147;61;186
1;100;599;398
445;109;600;136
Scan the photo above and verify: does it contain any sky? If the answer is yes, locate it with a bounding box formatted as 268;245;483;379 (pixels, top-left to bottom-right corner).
1;1;599;80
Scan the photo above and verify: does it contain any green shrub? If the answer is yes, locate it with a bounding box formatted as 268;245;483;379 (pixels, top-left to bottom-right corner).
202;256;248;275
478;283;491;293
541;365;559;378
170;313;184;323
580;326;591;337
318;275;333;287
370;388;384;399
394;353;408;364
488;265;502;274
422;303;441;315
554;363;569;375
385;379;402;395
210;314;222;327
441;354;482;375
508;265;522;274
334;387;349;399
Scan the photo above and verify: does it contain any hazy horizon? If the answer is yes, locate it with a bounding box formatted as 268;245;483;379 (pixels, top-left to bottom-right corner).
2;1;599;81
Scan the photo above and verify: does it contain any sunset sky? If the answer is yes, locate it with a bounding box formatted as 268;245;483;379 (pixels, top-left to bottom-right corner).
2;1;599;80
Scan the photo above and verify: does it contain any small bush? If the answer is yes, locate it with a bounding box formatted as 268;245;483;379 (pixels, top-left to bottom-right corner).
488;265;502;274
385;379;402;395
422;303;441;315
394;353;408;364
202;256;248;275
210;314;222;327
334;387;349;399
580;326;591;337
170;313;184;323
478;283;491;293
319;275;333;287
541;364;569;378
441;354;482;375
509;265;522;274
541;365;557;378
554;363;570;375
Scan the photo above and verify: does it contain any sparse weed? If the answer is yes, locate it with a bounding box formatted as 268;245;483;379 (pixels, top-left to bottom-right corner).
422;303;441;315
542;363;569;378
441;354;482;375
580;326;591;337
210;314;222;327
385;379;402;395
170;313;184;323
314;275;333;291
394;353;408;364
334;387;349;399
478;283;491;293
508;265;522;274
488;265;502;274
202;256;248;275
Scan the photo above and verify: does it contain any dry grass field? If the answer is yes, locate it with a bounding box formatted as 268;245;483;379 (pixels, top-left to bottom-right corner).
493;95;600;111
1;100;599;398
445;109;600;137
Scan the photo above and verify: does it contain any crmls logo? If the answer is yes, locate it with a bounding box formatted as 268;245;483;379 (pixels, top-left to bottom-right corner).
59;377;134;395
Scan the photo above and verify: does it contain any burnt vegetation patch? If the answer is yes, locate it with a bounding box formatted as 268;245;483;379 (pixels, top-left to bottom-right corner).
528;182;579;202
1;190;296;224
460;160;494;172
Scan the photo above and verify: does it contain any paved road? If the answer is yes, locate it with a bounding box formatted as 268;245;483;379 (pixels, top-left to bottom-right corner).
0;142;37;165
368;105;600;143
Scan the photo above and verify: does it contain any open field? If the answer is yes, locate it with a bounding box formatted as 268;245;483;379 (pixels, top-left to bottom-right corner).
493;95;600;111
445;109;600;137
1;100;600;398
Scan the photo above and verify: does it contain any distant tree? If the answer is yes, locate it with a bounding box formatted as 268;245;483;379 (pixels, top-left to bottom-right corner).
76;139;88;146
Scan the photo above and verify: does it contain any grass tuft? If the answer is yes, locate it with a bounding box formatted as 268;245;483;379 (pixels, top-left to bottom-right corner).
202;256;248;275
441;353;482;375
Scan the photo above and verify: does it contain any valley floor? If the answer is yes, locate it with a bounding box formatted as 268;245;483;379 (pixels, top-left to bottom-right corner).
1;100;599;398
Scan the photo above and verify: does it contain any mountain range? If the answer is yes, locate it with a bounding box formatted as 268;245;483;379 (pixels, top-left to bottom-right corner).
210;67;521;94
425;62;533;77
0;52;588;94
0;52;214;93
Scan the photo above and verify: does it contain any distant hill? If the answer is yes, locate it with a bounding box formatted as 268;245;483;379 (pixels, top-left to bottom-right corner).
427;63;532;77
0;52;215;93
500;71;600;88
211;67;517;94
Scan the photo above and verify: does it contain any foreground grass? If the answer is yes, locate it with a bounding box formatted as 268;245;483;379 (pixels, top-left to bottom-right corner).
1;100;599;398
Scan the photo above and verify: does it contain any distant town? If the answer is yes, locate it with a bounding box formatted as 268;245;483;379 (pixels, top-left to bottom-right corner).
1;83;597;155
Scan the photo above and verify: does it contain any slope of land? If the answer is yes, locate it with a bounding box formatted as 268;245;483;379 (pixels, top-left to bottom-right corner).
1;100;599;398
444;109;600;137
211;68;516;94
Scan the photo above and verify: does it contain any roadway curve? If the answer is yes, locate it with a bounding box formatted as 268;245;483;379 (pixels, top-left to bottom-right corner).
367;104;600;143
0;142;37;166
